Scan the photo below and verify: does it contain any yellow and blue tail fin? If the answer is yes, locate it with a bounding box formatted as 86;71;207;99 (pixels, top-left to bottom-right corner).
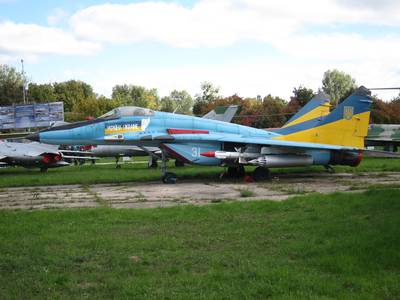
274;86;372;149
283;92;331;128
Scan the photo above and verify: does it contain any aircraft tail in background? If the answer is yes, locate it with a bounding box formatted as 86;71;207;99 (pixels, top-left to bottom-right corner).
202;105;239;123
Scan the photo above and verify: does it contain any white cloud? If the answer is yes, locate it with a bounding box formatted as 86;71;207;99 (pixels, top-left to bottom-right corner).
69;0;400;48
47;8;69;26
3;0;400;101
0;21;101;62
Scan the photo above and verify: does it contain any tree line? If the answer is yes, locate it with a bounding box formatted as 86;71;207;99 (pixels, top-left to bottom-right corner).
1;64;399;126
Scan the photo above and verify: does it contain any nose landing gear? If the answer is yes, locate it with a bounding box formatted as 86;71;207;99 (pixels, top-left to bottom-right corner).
160;149;177;184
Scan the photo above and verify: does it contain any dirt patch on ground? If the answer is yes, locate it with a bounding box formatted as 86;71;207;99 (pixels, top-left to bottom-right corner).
1;172;400;210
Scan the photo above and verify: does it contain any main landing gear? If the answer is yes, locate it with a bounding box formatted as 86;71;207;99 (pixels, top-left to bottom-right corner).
226;166;245;178
224;165;270;181
252;166;270;181
161;150;177;184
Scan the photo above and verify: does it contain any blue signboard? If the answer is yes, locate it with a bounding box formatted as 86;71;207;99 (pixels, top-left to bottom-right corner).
0;102;64;130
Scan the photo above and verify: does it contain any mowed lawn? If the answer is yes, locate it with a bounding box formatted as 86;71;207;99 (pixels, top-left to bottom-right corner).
1;157;400;187
0;189;399;299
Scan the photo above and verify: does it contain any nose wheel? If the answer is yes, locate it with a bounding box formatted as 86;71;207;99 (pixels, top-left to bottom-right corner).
160;149;177;184
162;172;178;184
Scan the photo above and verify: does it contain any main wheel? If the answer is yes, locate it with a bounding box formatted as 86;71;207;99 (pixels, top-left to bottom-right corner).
252;167;270;181
162;172;178;184
227;165;245;178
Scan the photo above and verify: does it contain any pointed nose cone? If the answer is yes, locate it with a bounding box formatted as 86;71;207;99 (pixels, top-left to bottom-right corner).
27;132;40;142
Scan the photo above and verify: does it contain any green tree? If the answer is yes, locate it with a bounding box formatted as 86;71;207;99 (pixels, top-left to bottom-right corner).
111;84;131;105
292;85;315;107
27;83;57;103
193;81;220;114
322;69;356;106
170;90;193;114
159;96;176;112
53;80;95;113
160;90;193;114
97;96;122;116
112;84;159;109
0;64;24;105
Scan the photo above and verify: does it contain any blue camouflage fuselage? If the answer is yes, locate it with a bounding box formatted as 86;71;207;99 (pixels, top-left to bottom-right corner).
38;111;335;166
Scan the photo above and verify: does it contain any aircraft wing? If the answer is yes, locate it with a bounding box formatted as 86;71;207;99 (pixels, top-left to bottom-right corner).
59;150;94;155
170;133;358;151
61;155;99;160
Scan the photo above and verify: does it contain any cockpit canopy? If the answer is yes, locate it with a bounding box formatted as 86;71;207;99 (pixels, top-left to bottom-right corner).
99;106;155;119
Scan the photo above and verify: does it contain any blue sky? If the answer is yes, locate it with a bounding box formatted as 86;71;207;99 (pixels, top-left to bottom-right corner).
1;0;400;100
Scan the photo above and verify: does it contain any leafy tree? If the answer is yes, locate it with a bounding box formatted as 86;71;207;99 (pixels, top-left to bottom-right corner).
292;85;315;107
160;90;193;114
322;69;356;106
170;90;193;114
53;80;95;113
258;95;287;128
111;84;131;104
193;81;220;114
27;83;57;103
97;96;122;116
112;84;159;109
159;96;176;112
0;64;24;105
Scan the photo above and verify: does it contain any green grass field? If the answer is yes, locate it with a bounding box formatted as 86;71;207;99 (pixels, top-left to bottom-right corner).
1;157;400;188
0;188;399;299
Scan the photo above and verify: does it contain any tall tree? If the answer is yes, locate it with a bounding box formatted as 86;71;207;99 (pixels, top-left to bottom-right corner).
27;83;57;103
53;80;95;113
111;84;131;104
322;69;356;106
292;85;315;107
0;64;24;105
111;84;159;109
160;90;194;114
193;81;220;114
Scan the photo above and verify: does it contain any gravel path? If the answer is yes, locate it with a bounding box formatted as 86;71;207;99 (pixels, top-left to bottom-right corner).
1;172;399;210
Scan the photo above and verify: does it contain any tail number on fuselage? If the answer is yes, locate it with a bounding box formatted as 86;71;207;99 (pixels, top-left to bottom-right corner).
191;147;200;157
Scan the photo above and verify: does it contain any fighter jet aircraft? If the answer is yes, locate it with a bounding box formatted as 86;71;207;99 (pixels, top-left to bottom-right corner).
84;105;240;168
28;86;372;183
366;124;400;152
0;140;95;172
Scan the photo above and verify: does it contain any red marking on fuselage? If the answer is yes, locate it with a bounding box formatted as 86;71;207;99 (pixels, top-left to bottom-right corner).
167;129;209;134
200;151;216;158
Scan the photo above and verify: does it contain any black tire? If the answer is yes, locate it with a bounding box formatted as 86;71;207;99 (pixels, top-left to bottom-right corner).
227;166;245;178
253;167;270;181
162;172;178;184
